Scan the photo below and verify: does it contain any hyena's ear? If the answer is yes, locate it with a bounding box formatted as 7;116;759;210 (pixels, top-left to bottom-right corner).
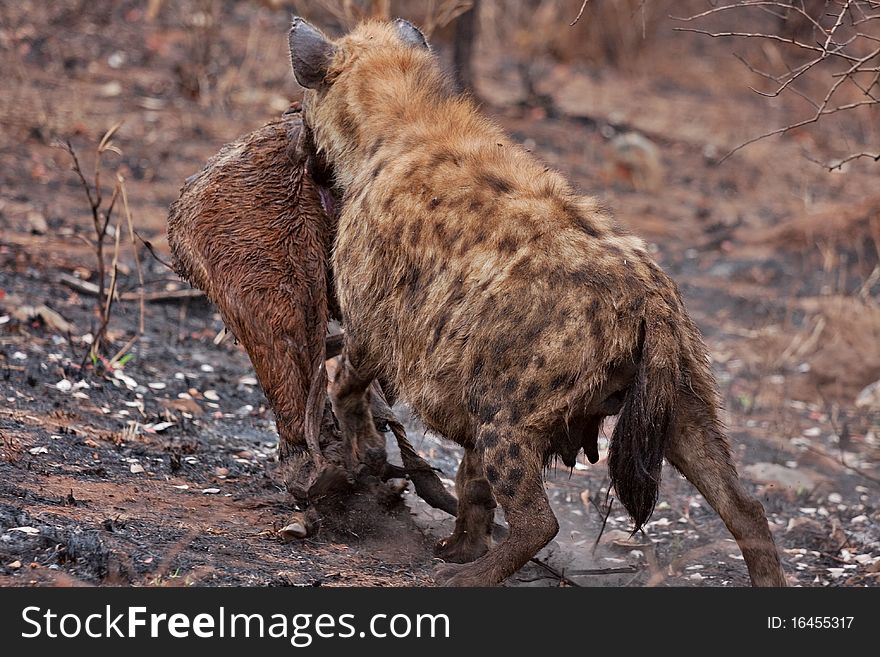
288;17;337;89
394;18;429;50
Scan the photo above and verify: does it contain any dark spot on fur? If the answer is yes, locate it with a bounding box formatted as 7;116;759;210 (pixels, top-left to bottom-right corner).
434;216;447;242
550;372;574;391
335;104;359;147
486;465;499;483
524;382;541;400
468;198;484;212
432;311;450;348
479;402;500;424
509;256;532;279
498;235;519;254
508;443;521;458
508;467;524;484
501;377;517;395
627;295;646;314
481;429;499;449
368;138;384;158
482;174;513;195
371;161;384;180
509;405;522;424
491;332;515;362
429;197;442;209
498;484;516;498
428;150;459;170
469;224;489;248
573;213;601;237
408;220;422;248
446;227;464;249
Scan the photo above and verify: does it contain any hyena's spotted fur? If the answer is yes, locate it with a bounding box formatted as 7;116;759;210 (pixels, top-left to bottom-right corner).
289;18;787;586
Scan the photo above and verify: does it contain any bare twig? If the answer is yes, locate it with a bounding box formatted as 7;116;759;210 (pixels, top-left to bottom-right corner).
590;491;615;555
570;0;591;26
676;1;880;166
57;273;204;302
527;557;582;586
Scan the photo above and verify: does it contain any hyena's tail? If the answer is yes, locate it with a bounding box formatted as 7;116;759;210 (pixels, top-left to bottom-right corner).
608;311;682;532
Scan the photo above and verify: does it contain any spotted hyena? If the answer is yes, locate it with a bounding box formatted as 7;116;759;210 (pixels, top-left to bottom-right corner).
287;18;787;587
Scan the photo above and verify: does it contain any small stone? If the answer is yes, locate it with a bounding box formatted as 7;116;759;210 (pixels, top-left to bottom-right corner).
203;390;220;401
26;210;48;234
854;380;880;410
130;463;145;474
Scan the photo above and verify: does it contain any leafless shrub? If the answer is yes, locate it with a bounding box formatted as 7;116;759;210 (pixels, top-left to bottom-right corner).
60;125;145;370
675;1;880;169
480;0;668;69
291;0;473;36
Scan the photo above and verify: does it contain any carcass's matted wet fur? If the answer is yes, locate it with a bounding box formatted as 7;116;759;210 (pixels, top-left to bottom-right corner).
166;107;456;517
288;18;787;586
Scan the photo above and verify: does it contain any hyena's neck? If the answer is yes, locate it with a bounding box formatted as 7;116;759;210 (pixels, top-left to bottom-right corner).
311;62;490;191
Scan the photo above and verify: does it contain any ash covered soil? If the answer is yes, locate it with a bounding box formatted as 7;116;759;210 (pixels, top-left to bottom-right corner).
1;2;878;587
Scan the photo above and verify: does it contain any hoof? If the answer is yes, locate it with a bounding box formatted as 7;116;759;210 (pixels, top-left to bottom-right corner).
432;562;492;587
278;509;320;541
434;531;490;564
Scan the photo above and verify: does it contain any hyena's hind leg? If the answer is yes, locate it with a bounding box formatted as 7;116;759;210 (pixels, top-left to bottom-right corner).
435;422;558;586
435;446;496;563
665;391;787;587
329;349;387;472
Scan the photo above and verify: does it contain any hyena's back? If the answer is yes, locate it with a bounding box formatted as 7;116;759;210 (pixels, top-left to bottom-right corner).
334;113;679;444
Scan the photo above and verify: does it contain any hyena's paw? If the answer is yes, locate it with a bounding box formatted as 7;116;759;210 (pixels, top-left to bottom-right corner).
434;530;490;564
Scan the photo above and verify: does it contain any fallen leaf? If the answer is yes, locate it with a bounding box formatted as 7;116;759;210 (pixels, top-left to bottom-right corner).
11;302;75;333
10;527;40;535
160;398;202;415
143;421;175;433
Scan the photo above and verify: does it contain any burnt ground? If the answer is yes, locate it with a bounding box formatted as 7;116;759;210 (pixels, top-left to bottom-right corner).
1;2;878;587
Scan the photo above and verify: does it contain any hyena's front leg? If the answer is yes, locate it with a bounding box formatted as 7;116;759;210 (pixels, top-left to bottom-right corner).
435;423;558;586
329;351;386;472
435;446;496;563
